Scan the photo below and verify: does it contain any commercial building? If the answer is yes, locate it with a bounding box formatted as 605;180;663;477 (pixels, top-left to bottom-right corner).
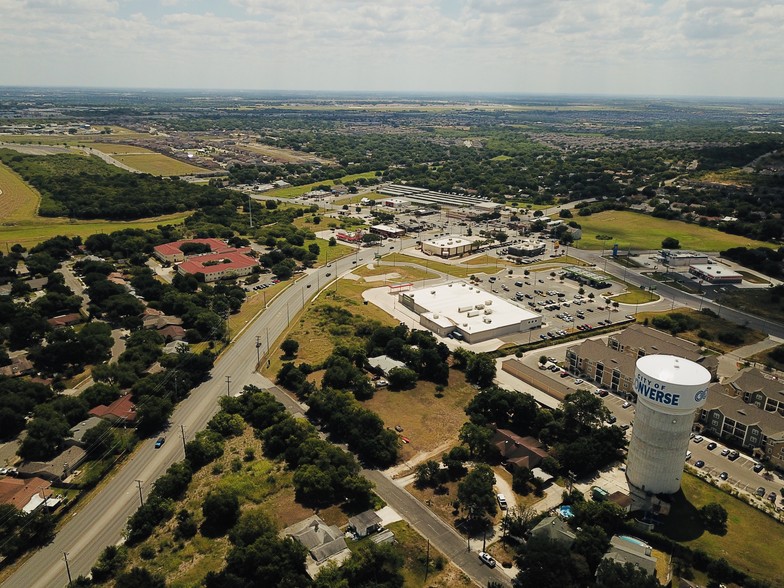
565;324;718;397
507;240;546;257
561;266;611;289
421;235;479;259
696;368;784;467
399;281;541;344
177;249;258;283
382;197;410;208
688;263;743;284
658;250;709;267
336;229;363;243
626;355;710;496
369;224;405;238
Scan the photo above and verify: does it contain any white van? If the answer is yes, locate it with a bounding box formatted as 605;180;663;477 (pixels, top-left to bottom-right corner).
685;451;692;460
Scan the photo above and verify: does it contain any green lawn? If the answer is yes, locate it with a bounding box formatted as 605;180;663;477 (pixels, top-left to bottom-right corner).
574;211;775;252
660;473;784;586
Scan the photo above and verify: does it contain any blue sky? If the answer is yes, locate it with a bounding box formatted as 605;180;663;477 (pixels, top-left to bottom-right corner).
1;0;782;97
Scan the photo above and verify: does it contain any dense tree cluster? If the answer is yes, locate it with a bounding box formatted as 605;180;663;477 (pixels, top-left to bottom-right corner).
0;149;237;220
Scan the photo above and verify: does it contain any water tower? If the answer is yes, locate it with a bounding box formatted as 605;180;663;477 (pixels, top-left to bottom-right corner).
626;354;710;496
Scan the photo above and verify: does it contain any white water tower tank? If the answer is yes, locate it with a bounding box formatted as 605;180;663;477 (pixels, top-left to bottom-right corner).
626;355;710;495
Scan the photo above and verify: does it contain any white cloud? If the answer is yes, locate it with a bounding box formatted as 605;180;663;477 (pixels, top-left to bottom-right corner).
0;0;781;97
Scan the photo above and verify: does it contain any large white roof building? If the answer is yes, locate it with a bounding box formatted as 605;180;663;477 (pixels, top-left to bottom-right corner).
399;282;541;343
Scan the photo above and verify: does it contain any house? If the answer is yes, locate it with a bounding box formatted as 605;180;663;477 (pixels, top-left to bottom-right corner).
0;355;35;378
27;277;48;291
602;535;657;577
490;427;549;471
348;510;382;538
47;313;83;328
67;417;104;448
157;324;186;342
284;515;351;577
607;491;633;512
530;516;577;546
367;355;407;376
89;393;137;424
18;446;87;482
0;476;52;512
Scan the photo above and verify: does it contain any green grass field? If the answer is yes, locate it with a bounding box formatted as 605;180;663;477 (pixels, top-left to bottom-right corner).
661;473;784;586
265;171;382;199
574;211;774;252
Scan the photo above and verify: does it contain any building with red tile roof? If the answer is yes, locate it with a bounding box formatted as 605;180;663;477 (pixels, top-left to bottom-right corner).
0;476;51;511
491;427;550;471
158;325;186;341
46;313;83;328
177;249;258;283
89;393;137;424
153;238;236;263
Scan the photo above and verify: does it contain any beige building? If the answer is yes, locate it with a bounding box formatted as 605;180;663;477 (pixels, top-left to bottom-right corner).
565;324;717;397
421;235;480;259
696;368;784;468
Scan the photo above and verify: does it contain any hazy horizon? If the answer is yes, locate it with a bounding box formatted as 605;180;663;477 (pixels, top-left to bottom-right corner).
2;1;783;99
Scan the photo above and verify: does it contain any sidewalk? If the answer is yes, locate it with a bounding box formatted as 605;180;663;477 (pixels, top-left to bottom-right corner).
717;336;783;380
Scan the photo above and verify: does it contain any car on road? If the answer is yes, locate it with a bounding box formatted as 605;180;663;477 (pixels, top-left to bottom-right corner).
693;435;704;443
325;273;332;277
154;437;165;449
707;442;717;450
753;463;764;473
497;494;508;510
719;471;729;480
478;551;497;568
720;448;730;456
694;460;705;468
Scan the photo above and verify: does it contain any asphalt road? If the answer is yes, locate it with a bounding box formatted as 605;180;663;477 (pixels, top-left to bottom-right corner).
4;255;360;587
364;471;512;587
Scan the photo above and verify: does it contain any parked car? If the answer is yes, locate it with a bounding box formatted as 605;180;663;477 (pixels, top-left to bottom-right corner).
693;435;704;443
478;552;497;568
497;494;508;510
720;448;730;456
574;378;584;385
753;463;765;473
694;460;705;468
756;486;766;497
622;401;632;408
707;442;717;450
719;471;729;480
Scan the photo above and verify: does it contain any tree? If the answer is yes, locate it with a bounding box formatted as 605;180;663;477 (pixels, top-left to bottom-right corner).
457;464;497;519
135;396;173;437
280;338;299;358
516;535;588;587
459;422;493;458
465;353;496;388
114;567;166;588
661;237;680;249
595;560;661;588
700;502;728;534
386;366;418;390
414;460;442;489
202;488;240;536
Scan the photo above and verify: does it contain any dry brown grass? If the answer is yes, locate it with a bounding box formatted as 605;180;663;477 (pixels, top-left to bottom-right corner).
0;161;40;221
363;373;477;459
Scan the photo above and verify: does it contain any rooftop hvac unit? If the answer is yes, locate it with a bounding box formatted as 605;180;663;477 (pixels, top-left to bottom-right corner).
458;306;473;313
484;308;493;314
467;311;481;317
433;314;439;319
475;304;485;310
483;317;492;323
485;300;493;305
431;290;436;295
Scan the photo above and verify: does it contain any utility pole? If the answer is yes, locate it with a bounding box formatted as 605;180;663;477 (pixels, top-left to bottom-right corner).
63;552;73;586
180;425;187;455
225;375;231;397
135;480;144;507
424;539;430;581
265;328;270;358
255;335;261;367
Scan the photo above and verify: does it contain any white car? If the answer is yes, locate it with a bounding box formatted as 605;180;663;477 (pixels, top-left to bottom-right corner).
574;378;584;385
478;551;497;568
693;435;704;443
622;401;632;408
497;493;508;510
